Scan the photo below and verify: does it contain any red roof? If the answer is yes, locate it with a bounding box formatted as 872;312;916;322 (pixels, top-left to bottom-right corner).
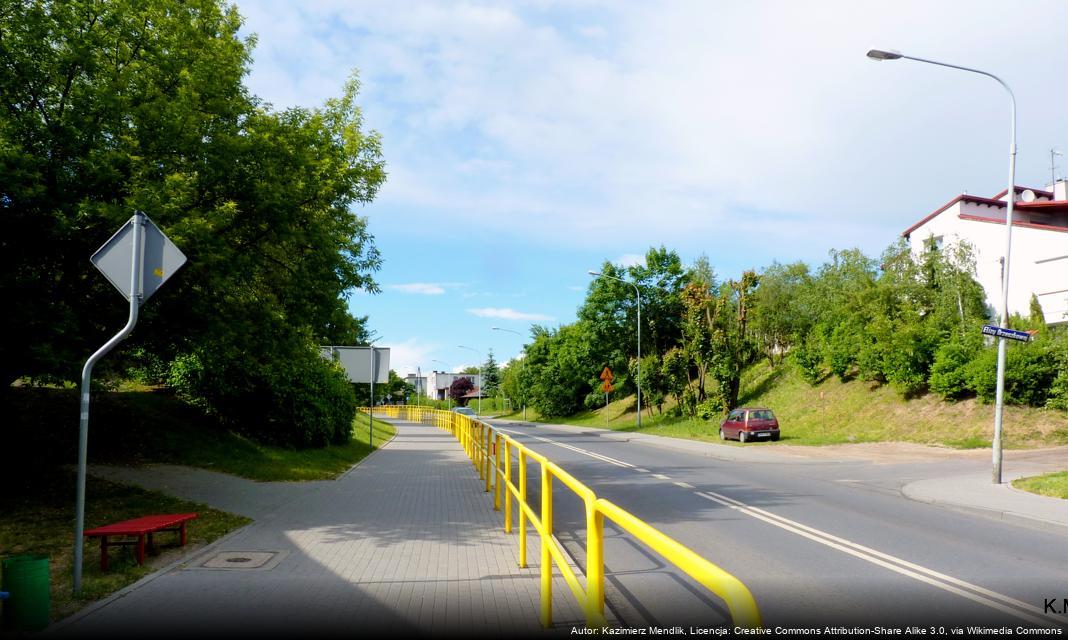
903;186;1067;237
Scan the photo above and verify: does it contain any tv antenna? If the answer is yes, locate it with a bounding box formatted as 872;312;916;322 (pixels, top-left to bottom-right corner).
1051;148;1063;185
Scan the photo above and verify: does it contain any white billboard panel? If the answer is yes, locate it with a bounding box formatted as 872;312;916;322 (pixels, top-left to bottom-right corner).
321;346;389;383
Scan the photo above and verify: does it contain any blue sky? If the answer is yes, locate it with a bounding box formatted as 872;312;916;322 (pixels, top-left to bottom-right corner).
231;0;1068;375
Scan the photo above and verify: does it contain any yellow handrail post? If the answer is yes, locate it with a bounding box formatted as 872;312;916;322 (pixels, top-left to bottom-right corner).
540;464;553;628
585;499;606;627
483;427;492;493
493;433;502;511
504;440;513;532
518;449;528;568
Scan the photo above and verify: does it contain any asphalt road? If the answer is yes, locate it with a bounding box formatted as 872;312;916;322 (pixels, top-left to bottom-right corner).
483;418;1068;630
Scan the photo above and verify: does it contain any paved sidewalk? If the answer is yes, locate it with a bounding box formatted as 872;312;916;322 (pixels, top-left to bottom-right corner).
56;422;585;637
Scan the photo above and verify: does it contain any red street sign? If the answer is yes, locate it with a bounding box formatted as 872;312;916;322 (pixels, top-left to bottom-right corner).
600;367;614;382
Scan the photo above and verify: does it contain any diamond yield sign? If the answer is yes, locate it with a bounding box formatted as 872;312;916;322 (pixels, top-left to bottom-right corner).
600;366;614;382
91;214;187;303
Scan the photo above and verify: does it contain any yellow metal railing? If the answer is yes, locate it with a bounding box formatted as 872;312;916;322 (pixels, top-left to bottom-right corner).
365;405;762;629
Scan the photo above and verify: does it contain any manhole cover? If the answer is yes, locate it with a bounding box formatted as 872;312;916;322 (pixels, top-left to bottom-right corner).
198;551;281;570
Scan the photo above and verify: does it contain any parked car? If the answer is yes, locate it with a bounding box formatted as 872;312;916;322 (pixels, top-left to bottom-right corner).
453;406;477;418
720;407;780;443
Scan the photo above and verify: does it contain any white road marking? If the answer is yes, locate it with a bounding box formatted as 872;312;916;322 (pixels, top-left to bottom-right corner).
495;423;1057;627
695;490;1053;626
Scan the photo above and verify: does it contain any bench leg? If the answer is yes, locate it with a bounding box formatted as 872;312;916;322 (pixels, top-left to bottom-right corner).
179;522;187;546
100;537;109;572
147;532;154;555
136;535;146;566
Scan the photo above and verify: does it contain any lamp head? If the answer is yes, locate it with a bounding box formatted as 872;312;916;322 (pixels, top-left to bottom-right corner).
588;270;602;277
867;49;902;61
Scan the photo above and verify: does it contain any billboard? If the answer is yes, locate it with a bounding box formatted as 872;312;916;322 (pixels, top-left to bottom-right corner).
321;346;390;383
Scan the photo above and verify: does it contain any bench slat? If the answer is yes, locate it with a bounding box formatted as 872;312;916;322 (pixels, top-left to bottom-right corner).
83;513;197;537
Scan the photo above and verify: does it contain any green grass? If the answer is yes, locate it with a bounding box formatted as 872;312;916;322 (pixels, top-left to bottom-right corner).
3;387;395;482
0;386;393;625
497;360;1068;448
1012;471;1068;499
0;470;251;624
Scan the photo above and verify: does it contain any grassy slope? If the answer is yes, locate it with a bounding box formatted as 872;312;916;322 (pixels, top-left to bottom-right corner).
2;386;393;624
4;386;395;481
498;361;1068;448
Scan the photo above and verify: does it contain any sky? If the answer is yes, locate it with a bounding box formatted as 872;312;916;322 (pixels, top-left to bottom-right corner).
230;0;1068;376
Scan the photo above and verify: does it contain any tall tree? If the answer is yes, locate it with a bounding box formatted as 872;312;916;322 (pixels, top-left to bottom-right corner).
0;0;386;445
482;349;500;395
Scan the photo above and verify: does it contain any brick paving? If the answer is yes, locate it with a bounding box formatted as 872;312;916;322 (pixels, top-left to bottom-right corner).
58;422;587;637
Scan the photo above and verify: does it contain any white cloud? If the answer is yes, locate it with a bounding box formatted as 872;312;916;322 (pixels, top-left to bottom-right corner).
388;282;446;295
616;254;646;268
466;307;555;322
384;338;439;376
233;0;1068;258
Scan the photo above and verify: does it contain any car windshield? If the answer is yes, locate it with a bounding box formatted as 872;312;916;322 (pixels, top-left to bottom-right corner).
749;410;774;420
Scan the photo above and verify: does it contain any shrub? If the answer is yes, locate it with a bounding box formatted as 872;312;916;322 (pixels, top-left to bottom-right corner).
791;339;823;385
966;339;1058;406
169;342;357;448
929;336;980;400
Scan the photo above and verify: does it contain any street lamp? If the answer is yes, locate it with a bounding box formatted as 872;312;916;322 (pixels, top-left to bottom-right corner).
458;345;483;417
867;48;1016;484
492;326;526;419
588;270;642;428
432;359;452;408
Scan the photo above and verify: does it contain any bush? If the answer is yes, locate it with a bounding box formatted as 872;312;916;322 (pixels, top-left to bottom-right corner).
966;339;1058;406
169;342;357;448
696;397;724;420
929;336;979;400
791;339;823;385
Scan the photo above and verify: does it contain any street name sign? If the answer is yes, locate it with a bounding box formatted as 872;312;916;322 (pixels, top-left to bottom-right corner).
981;325;1033;342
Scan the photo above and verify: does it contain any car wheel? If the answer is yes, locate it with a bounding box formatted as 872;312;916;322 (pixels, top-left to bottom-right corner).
771;434;780;442
719;429;725;441
739;431;747;444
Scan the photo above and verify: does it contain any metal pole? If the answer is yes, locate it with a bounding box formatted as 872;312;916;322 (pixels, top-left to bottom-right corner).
635;283;641;429
369;347;375;447
869;51;1016;484
74;212;144;594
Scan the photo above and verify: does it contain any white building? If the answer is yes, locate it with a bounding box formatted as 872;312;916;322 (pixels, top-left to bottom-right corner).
425;371;481;401
903;181;1068;325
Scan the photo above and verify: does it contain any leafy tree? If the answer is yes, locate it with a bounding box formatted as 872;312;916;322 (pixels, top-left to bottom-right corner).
482;349;500;395
449;377;474;406
0;0;386;445
750;262;813;365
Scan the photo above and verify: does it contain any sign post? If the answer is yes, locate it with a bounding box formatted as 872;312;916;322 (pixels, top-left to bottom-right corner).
75;212;186;594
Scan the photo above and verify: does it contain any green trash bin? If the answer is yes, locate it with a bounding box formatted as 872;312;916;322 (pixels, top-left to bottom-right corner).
1;555;51;632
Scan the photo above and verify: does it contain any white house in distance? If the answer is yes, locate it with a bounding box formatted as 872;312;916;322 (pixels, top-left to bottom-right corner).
425;371;481;402
903;181;1068;325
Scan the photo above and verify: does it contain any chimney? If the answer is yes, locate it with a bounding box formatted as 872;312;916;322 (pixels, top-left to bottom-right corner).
1057;179;1068;201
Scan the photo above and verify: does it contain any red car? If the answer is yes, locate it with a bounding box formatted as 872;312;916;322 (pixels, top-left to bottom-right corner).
720;407;780;443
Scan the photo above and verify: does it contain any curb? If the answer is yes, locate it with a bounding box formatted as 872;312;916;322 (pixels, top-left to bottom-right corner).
900;480;1068;534
45;520;257;635
337;428;398;480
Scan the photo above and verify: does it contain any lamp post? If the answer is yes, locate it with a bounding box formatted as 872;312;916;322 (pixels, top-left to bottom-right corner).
368;336;382;447
432;359;452;408
589;270;642;429
492;326;526;419
867;48;1016;484
458;345;483;417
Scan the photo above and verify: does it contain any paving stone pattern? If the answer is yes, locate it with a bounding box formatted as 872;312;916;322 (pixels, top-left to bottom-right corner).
61;423;587;637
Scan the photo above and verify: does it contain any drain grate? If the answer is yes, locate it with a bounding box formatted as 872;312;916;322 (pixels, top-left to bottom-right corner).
196;551;285;570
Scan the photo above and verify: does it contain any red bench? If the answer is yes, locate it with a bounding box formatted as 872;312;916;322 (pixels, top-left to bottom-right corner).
83;513;198;571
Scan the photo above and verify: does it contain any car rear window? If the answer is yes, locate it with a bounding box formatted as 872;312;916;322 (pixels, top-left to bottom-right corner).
749;410;775;420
